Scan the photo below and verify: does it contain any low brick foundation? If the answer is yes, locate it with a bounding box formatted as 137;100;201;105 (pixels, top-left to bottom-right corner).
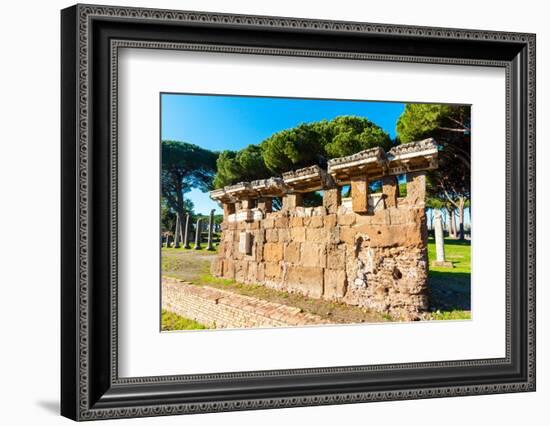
162;277;328;329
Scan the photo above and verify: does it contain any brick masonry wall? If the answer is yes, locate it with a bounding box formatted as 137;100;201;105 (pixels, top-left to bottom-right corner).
212;172;429;320
162;277;328;328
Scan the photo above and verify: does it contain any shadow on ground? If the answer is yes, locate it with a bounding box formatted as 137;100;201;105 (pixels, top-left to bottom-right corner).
428;270;471;311
35;400;59;415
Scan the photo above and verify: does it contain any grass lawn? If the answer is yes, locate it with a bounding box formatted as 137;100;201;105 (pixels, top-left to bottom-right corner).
427;237;471;320
161;309;209;331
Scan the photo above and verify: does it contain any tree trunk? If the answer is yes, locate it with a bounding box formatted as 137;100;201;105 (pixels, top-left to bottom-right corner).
448;207;457;239
173;175;186;248
173;214;181;248
439;209;447;237
458;197;465;240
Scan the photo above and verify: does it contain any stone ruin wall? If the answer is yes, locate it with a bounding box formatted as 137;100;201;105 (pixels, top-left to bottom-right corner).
210;139;438;320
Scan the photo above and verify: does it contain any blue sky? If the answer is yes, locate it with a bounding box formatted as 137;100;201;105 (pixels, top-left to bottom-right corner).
161;93;405;215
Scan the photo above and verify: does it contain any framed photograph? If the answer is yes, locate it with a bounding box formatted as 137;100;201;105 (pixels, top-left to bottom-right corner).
61;4;536;421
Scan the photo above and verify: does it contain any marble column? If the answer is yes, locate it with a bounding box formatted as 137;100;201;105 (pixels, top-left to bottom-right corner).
183;214;191;249
434;210;445;262
173;215;181;248
206;209;215;251
194;218;202;250
433;210;453;267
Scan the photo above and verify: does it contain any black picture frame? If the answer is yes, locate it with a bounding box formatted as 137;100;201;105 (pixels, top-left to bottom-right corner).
61;4;536;421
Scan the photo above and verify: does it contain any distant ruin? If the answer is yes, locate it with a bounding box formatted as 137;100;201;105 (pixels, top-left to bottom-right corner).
210;138;438;320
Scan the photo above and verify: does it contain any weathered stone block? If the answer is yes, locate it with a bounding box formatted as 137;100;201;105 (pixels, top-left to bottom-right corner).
232;241;243;260
339;226;357;245
283;193;303;210
370;209;391;226
327;244;346;270
306;227;328;242
247;261;258;283
265;229;279;243
254;229;266;244
324;214;337;228
351;175;369;213
300;242;326;268
257;262;265;282
290;226;306;242
263;217;275;229
323;188;341;214
211;258;223;276
234;260;248;283
284;242;301;264
286;266;324;298
222;259;235;279
290;216;303;227
264;242;284;262
274;216;289;228
324;269;347;300
337;213;356;226
264;261;282;280
382;175;398;208
406;171;426;206
354;213;373;226
362;223;423;247
388;208;407;225
254;241;264;262
312;206;327;216
309;215;324;228
278;227;290;242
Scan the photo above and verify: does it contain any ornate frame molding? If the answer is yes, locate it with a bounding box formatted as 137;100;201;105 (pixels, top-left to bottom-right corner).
61;4;535;421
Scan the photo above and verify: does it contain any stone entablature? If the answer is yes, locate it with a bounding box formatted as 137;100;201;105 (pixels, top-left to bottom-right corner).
328;138;437;184
209;139;438;320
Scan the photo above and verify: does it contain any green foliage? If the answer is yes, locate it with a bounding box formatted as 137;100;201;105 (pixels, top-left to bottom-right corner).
397;104;454;143
425;197;446;210
161;310;209;331
398;182;407;197
161;140;218;215
213;214;224;225
319;116;392;158
302;191;324;207
213;145;269;189
212;116;391;187
396;104;470;222
161;198;194;234
162;140;218;192
161;202;176;234
261;123;324;173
